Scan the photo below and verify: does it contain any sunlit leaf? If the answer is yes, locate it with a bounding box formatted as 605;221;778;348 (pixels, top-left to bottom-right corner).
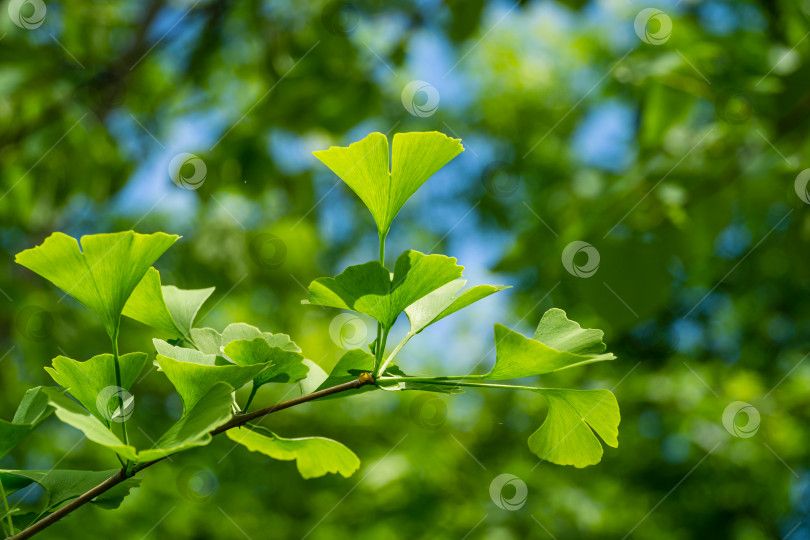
487;309;615;379
122;267;214;341
191;323;302;360
14;231;178;339
0;469;140;513
43;384;234;462
44;353;148;423
226;424;360;479
312;131;464;236
155;349;269;411
0;387;54;460
405;279;509;334
528;389;620;468
377;366;464;394
224;337;308;388
307;250;464;329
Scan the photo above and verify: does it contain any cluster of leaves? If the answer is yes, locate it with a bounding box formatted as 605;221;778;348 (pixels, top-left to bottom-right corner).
1;131;619;538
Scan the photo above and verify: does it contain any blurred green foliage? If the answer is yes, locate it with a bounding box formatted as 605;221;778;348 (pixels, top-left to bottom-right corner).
1;0;809;538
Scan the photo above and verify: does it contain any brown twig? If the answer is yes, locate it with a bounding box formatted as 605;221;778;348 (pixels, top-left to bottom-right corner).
7;375;375;540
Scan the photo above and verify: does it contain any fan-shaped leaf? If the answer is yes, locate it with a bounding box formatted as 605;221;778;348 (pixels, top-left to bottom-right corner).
44;353;148;423
308;250;464;329
528;389;620;468
487;309;615;379
312;131;464;236
122;267;214;341
14;231;178;339
224;338;308;388
0;469;140;513
405;279;509;334
0;387;54;460
43;383;234;462
226;425;360;479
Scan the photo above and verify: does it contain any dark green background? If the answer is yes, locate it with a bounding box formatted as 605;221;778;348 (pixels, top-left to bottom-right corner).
1;0;809;538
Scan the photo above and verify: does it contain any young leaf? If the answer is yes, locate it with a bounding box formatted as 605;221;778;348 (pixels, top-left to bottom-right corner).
191;323;302;360
528;389;620;468
405;279;509;334
312;131;464;237
487;309;615;379
314;349;374;390
0;469;140;513
307;250;464;329
43;384;235;462
0;387;55;460
226;425;360;479
44;353;149;423
14;232;178;339
154;339;219;366
122;267;214;342
155;352;269;411
224;337;308;388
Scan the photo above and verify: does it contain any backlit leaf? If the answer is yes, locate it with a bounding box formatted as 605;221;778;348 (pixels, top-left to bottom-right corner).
44;353;149;423
528;389;620;468
122;267;214;341
226;425;360;479
307;250;464;329
224;337;308;388
0;387;54;460
14;231;178;339
487;309;615;379
43;383;234;462
312;131;464;236
405;279;509;334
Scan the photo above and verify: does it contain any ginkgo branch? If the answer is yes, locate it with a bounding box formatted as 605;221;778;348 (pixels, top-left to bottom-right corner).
6;375;376;540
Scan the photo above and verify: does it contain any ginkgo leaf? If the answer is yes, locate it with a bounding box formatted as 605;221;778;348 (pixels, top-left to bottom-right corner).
44;353;149;423
405;279;509;334
314;349;375;392
307;250;464;329
224;338;308;389
155;351;269;411
43;384;234;462
226;425;360;479
15;231;178;339
486;310;615;379
153;339;219;366
0;469;140;513
313;131;464;237
0;387;54;460
298;359;329;395
122;267;214;341
528;389;620;468
190;323;302;360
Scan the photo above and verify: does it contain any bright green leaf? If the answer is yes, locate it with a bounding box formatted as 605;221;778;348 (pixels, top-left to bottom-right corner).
487;310;615;379
154;339;219;366
0;469;140;512
405;279;509;334
224;338;308;388
312;131;464;237
122;267;214;341
314;349;375;391
0;387;54;460
307;250;464;329
155;351;269;412
43;384;234;462
44;353;148;423
226;425;360;479
14;231;178;339
528;389;620;468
